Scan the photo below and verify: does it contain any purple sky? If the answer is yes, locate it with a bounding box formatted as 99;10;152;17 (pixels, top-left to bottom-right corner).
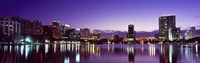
0;0;200;32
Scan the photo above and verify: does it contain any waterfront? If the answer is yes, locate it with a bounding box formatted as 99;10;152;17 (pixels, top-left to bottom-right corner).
0;43;199;63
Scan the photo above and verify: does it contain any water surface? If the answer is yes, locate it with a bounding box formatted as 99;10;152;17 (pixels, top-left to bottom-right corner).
0;44;199;63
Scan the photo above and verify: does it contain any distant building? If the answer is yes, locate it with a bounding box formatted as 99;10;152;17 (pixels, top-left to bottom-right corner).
0;16;42;36
126;24;136;41
20;20;42;35
42;25;53;39
52;20;60;39
112;34;120;40
80;28;90;38
159;15;176;40
154;34;159;41
68;28;80;40
0;18;21;37
168;27;180;41
184;27;196;40
111;34;123;43
92;31;101;40
60;24;70;37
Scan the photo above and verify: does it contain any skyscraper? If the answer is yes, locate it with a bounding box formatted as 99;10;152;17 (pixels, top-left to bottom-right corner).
159;15;176;40
52;20;60;39
184;27;196;40
60;24;70;37
0;16;42;36
126;24;136;41
68;28;80;40
80;28;90;39
42;25;53;39
168;27;180;41
92;31;101;40
0;18;21;37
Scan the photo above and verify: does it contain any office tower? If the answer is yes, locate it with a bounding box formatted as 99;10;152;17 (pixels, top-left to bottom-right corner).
60;24;70;37
80;28;90;38
68;28;80;40
184;27;196;40
168;27;180;41
112;34;119;40
52;20;60;39
0;18;21;37
32;20;43;35
92;31;101;40
1;16;42;36
42;25;53;39
126;24;136;41
159;15;176;40
111;34;123;43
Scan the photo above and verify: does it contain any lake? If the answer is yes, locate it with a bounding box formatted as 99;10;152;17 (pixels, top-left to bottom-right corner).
0;44;199;63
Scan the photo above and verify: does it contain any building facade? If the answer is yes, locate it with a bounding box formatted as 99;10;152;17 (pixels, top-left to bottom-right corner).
68;28;80;40
92;31;101;40
42;25;53;39
1;16;42;36
184;27;196;40
0;18;21;37
126;24;136;41
159;15;176;40
60;24;70;38
80;28;90;39
52;20;60;39
168;27;180;41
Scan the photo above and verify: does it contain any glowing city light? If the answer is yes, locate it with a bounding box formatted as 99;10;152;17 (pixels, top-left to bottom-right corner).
76;53;80;62
64;57;70;63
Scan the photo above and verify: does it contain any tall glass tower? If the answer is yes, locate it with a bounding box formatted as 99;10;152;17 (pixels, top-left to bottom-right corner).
127;24;136;41
159;15;176;40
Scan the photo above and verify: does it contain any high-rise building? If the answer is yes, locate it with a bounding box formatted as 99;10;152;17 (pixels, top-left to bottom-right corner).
60;24;70;37
80;28;90;38
1;16;42;36
42;25;53;39
52;20;60;39
168;27;180;41
92;31;101;40
0;18;21;37
68;28;80;40
184;27;196;40
126;24;136;41
159;15;176;40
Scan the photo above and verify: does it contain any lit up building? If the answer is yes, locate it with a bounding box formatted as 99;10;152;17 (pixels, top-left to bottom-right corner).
80;28;90;38
126;24;136;41
184;27;196;40
12;16;42;35
20;20;42;35
112;34;119;40
42;25;53;39
92;31;101;40
52;20;60;39
60;24;70;37
1;16;42;36
0;18;21;37
159;15;176;40
168;27;180;41
111;34;123;43
68;28;80;40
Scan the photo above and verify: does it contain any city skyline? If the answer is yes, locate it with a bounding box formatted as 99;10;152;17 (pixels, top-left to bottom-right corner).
1;0;200;31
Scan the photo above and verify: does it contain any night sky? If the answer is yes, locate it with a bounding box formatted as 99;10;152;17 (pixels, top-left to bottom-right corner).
0;0;200;32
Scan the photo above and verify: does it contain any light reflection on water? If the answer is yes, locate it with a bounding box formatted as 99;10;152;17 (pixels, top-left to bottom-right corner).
0;44;199;63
